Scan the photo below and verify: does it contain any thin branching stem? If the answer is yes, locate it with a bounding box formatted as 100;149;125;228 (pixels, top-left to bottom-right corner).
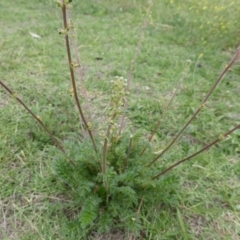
102;125;111;174
0;80;76;167
140;72;184;156
148;46;240;167
129;197;144;240
61;2;97;153
102;123;115;192
102;113;117;174
68;10;94;134
152;123;240;179
119;0;153;135
123;135;133;171
137;197;144;214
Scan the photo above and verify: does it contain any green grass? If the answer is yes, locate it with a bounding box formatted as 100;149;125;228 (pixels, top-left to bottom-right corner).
1;0;240;239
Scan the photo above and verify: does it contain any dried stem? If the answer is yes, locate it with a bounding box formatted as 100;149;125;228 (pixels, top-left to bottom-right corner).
152;123;240;179
102;113;117;174
0;80;76;167
148;46;240;166
102;120;117;192
61;2;97;153
102;125;111;174
129;197;144;240
119;0;153;135
137;197;144;214
140;71;185;156
123;135;133;171
68;9;94;132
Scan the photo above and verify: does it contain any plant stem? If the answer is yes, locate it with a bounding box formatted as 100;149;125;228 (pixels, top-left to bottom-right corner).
137;197;144;214
0;80;76;167
129;197;144;240
61;2;97;153
140;72;184;156
119;0;152;135
123;135;133;171
102;113;117;174
148;46;240;166
152;123;240;179
68;9;95;135
102;125;111;174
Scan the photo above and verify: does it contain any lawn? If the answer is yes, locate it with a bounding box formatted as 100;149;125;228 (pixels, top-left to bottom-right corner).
0;0;240;239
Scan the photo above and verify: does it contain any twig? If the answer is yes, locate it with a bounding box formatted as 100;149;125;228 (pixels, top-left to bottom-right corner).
129;197;144;240
152;123;240;179
148;46;240;166
102;125;111;174
140;67;187;156
0;80;76;167
68;9;95;133
123;135;133;171
102;113;117;174
119;0;153;135
61;2;97;153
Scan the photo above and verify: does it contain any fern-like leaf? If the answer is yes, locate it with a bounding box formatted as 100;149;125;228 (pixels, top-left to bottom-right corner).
112;186;138;207
79;196;101;229
97;212;113;233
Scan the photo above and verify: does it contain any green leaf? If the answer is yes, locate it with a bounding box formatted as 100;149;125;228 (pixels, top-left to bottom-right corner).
79;196;101;229
177;208;189;240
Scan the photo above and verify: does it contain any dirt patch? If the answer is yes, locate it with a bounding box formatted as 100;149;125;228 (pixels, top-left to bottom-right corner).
188;215;206;237
91;230;126;240
210;211;240;240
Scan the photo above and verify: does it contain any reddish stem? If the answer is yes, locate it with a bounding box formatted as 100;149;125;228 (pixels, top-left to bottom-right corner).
0;80;76;167
61;2;97;153
152;123;240;179
148;46;240;167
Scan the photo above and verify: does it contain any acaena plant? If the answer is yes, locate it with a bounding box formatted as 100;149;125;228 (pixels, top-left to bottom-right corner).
0;0;239;238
